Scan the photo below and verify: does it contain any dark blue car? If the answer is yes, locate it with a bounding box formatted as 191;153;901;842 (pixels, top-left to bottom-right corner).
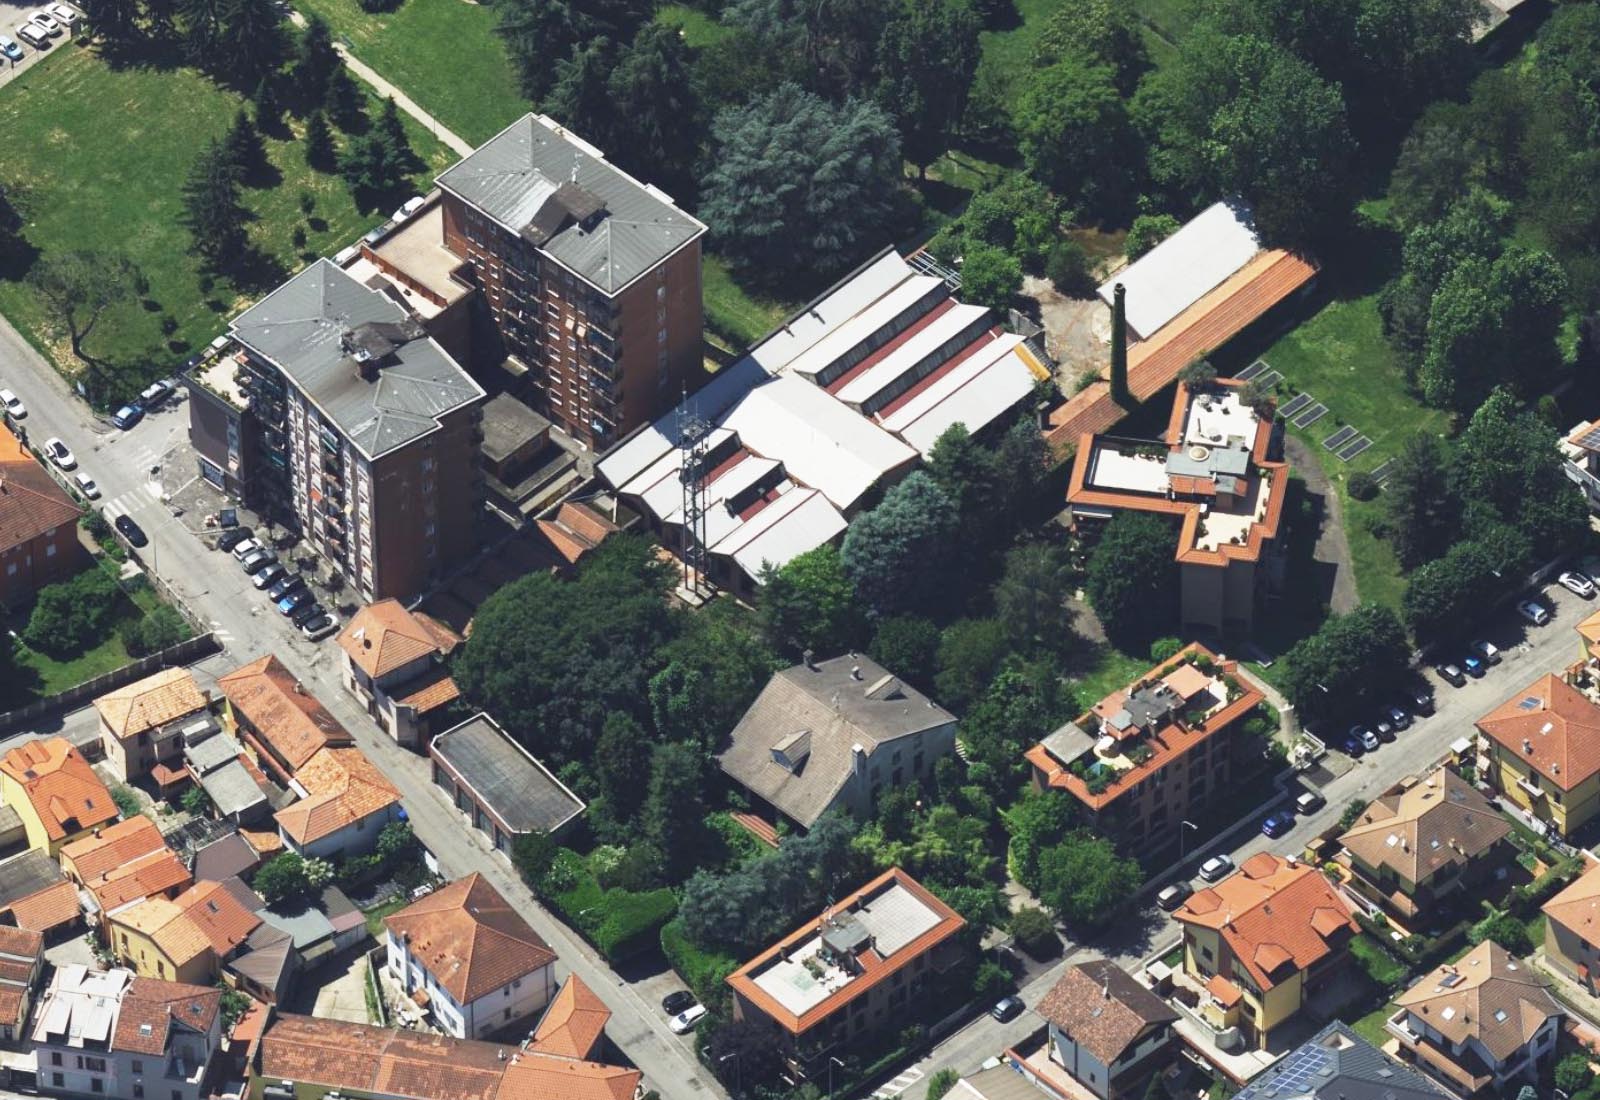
1261;811;1294;838
111;404;143;430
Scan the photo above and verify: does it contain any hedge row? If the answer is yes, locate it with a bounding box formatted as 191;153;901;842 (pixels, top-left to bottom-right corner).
547;849;679;962
1506;856;1584;918
660;918;740;1009
1353;908;1472;972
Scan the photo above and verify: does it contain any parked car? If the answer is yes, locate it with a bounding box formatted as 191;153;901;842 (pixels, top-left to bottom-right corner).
1384;705;1411;731
251;563;286;589
1359;728;1381;752
42;437;74;469
1580;557;1600;588
267;574;305;600
140;379;174;408
114;514;147;547
231;538;262;561
0;35;22;60
239;549;276;574
1156;882;1192;911
28;12;62;35
1374;719;1395;742
990;996;1025;1023
15;23;48;47
661;991;696;1016
217;527;254;553
1437;663;1466;687
291;602;326;627
1197;855;1234;882
1518;599;1551;626
1295;791;1325;814
668;1005;707;1034
46;3;78;25
1337;731;1365;757
1261;811;1294;838
1470;640;1501;665
1410;688;1436;715
72;472;99;499
390;195;427;222
1559;571;1596;599
277;589;314;616
0;390;26;418
1462;654;1485;679
111;404;143;430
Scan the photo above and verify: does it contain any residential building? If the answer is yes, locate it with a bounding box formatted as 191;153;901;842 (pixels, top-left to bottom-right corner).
0;925;44;1042
59;817;193;935
429;714;585;851
1173;852;1357;1050
1336;768;1512;923
1025;643;1266;849
336;599;461;747
1066;378;1287;634
187;259;486;601
1045;201;1318;450
95;668;211;784
953;1066;1062;1100
1561;419;1600;514
1387;941;1561;1095
0;737;117;855
534;500;618;571
217;655;354;787
432;114;707;450
0;423;85;610
1541;861;1600;985
190;833;268;884
383;872;558;1039
0;849;82;937
181;728;270;826
531;975;612;1061
718;654;958;831
727;868;966;1074
1579;608;1600;666
274;746;402;859
229;885;366;1004
1031;960;1178;1100
1231;1023;1447;1100
109;878;263;984
253;1012;643;1100
599;248;1051;595
1476;673;1600;838
31;966;221;1100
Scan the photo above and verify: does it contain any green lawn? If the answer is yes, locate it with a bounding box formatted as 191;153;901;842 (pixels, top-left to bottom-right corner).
292;0;527;146
362;894;412;938
655;3;734;47
6;576;178;701
1067;642;1152;705
1350;933;1409;988
1350;998;1397;1048
0;44;452;389
703;254;798;350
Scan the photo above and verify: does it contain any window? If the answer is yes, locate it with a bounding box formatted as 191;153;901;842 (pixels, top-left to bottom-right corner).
132;1061;143;1074
50;1053;61;1067
134;1087;144;1099
84;1058;106;1072
51;1074;63;1088
90;1080;103;1094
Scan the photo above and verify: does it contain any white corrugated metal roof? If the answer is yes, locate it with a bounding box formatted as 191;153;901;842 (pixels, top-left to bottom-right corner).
833;303;989;407
725;490;849;577
880;336;1038;453
785;274;941;381
1097;201;1262;339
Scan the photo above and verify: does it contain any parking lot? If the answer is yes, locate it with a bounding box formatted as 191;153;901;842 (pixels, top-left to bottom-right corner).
0;0;76;89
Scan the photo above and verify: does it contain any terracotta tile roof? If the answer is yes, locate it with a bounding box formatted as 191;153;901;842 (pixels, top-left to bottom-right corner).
535;502;619;567
172;878;262;956
0;737;117;842
1044;382;1123;456
1580;609;1600;649
1206;973;1244;1009
114;976;221;1055
1395;941;1561;1062
240;829;284;858
397;670;461;713
259;1013;640;1100
275;747;401;846
1544;861;1600;943
338;600;461;679
1175;852;1356;990
94;667;209;742
0;987;24;1031
0;923;43;1030
0;925;44;959
113;896;210;968
530;974;611;1060
1339;768;1510;890
385;873;555;1004
8;881;81;932
217;655;353;772
1035;960;1176;1066
1477;674;1600;791
88;848;193;915
0;424;82;555
61;816;168;881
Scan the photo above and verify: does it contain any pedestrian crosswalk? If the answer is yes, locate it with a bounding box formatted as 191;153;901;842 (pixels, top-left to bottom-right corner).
871;1066;924;1099
101;482;164;519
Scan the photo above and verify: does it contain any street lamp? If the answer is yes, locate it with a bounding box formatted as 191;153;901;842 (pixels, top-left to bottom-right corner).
826;1055;846;1100
1180;820;1199;860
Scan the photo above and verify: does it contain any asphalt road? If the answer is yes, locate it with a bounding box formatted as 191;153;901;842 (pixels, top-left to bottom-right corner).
0;314;726;1100
893;583;1596;1100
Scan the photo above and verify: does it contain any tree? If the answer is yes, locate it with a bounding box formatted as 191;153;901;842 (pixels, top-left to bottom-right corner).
958;662;1075;782
120;605;190;657
1382;432;1458;569
650;600;778;750
340;120;418;203
1031;0;1148;94
1008;906;1059;959
1348;0;1475;131
181;785;212;816
546;38;618;151
994;543;1074;655
253;76;282;131
722;0;895;98
1555;1053;1593;1097
1177;358;1216;389
252;853;311;903
1281;603;1410;722
874;0;980;174
933;617;1009;712
1003;789;1075;892
758;544;866;659
1469;909;1533;956
701;84;901;284
869;616;940;689
214;0;286;85
1402;539;1499;642
707;1018;789;1093
1453;390;1589;554
841;471;959;619
27;251;142;367
959;243;1021;311
641;742;707;882
225;108;269;184
1014;54;1135;218
22;568;121;656
496;0;649;101
606;25;702;195
1085;513;1178;647
180;138;250;270
1037;831;1143;929
80;0;140;45
1389;112;1475;227
293;15;342;105
927;1069;962;1100
511;831;557;884
1124;213;1179;260
322;68;363;131
303;110;336;171
375;97;422;176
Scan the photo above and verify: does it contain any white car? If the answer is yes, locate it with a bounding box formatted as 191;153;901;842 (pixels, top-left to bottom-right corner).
28;11;61;35
0;390;25;419
42;437;75;470
1197;854;1234;882
230;537;261;562
14;23;47;48
1518;599;1551;626
72;472;99;499
668;1004;707;1034
46;3;78;25
1470;639;1500;665
1559;571;1596;599
391;195;426;222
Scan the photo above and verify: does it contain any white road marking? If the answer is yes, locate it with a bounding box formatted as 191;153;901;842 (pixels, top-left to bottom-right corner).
871;1066;924;1099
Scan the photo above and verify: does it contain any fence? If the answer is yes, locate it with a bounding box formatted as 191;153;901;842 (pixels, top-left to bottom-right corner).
0;632;220;735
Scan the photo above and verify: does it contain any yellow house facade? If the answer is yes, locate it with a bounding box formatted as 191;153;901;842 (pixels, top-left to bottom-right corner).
1477;674;1600;839
107;897;214;985
0;737;118;856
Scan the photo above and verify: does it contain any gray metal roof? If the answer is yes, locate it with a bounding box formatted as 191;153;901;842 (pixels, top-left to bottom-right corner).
1234;1023;1448;1100
480;392;550;464
431;714;585;834
200;760;269;818
436;114;705;296
192;833;261;883
0;850;62;906
185;732;244;776
230;260;484;460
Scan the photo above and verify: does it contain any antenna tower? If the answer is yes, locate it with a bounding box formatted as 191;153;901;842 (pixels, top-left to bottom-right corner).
677;395;712;595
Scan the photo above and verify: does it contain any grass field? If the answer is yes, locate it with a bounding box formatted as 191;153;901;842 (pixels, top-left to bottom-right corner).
5;578;174;701
703;255;798;350
0;44;452;389
292;0;527;146
655;3;733;46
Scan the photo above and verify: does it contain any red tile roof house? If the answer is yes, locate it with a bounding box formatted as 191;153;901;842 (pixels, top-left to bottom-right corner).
1025;960;1179;1100
382;873;558;1040
217;655;354;787
0;423;86;611
0;925;44;1042
727;868;967;1079
336;599;462;748
274;746;402;861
